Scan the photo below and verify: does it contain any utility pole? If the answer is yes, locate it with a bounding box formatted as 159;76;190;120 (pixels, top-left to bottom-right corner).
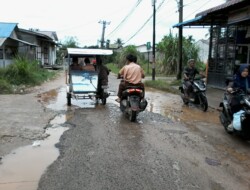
99;20;110;48
152;0;156;80
177;0;183;80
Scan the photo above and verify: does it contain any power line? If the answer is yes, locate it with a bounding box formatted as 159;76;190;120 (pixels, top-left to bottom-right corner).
124;0;166;45
183;0;213;20
107;0;143;38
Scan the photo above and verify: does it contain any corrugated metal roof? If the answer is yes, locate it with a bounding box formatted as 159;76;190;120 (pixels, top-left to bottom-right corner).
196;0;246;17
0;22;18;38
173;0;249;27
0;37;38;47
9;37;38;46
0;37;7;46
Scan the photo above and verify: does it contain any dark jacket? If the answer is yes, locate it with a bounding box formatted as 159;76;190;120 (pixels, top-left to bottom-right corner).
96;65;109;85
183;66;199;80
232;64;250;93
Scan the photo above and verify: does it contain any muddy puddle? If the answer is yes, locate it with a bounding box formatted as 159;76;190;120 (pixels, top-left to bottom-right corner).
40;87;220;125
0;115;68;190
0;86;221;190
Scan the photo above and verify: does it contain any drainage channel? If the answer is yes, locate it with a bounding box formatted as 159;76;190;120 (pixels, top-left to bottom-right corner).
0;114;68;190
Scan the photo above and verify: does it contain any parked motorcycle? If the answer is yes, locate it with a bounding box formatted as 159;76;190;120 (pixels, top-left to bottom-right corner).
179;77;208;112
120;85;148;122
219;88;250;140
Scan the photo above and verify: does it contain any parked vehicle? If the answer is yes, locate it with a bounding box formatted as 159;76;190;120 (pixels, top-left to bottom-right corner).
120;85;148;122
179;77;208;112
219;88;250;140
65;48;113;106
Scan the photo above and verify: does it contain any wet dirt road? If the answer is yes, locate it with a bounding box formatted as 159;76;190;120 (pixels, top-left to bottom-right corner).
0;71;250;190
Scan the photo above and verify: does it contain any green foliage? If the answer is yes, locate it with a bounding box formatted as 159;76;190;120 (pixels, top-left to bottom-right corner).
61;36;79;48
106;63;120;74
0;78;13;94
1;56;56;92
157;31;201;75
114;45;143;68
144;79;179;94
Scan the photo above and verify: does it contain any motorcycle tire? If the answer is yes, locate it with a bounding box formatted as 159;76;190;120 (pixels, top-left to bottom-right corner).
129;111;137;122
181;94;189;105
67;93;71;106
200;94;208;112
221;108;233;134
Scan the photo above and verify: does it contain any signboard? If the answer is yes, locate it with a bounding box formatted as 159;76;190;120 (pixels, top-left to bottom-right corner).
146;42;151;50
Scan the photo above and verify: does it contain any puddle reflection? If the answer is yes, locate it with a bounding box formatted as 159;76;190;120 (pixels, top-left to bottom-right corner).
0;117;68;190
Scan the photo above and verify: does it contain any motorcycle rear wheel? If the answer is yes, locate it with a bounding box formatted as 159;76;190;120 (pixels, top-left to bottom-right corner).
129;111;137;122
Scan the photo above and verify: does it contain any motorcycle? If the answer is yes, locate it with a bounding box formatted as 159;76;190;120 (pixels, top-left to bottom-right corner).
219;88;250;140
179;77;208;112
120;84;148;122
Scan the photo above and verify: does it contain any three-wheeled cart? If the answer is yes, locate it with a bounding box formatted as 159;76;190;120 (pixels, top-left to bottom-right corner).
65;48;113;106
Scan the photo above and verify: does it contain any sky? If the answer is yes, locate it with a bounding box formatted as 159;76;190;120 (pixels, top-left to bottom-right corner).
1;0;226;47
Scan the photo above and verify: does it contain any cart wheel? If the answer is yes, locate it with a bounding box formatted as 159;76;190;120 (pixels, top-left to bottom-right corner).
67;93;71;106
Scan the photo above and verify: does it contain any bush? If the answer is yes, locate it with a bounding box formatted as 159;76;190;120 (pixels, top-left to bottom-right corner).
0;78;13;94
0;56;56;94
4;56;55;86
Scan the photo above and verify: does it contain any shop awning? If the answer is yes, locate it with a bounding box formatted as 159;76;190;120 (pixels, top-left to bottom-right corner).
173;16;205;28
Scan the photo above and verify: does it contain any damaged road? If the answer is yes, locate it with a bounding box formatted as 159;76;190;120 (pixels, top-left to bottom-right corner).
0;71;250;190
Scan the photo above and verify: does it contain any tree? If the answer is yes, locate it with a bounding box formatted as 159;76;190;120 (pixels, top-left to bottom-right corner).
115;45;141;68
157;31;200;75
56;36;80;65
61;36;79;48
115;38;123;48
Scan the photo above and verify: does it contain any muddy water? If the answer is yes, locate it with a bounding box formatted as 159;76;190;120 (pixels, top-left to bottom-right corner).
145;87;220;124
0;116;68;190
0;86;221;190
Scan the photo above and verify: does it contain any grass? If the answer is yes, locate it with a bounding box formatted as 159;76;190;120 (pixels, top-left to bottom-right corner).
144;79;181;94
106;62;181;94
106;63;120;74
0;56;57;94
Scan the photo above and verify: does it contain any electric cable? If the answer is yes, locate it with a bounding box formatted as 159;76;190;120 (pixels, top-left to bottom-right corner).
107;0;143;38
124;0;166;45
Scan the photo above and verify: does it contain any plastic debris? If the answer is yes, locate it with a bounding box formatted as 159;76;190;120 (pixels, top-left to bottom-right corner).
32;140;41;147
205;157;221;166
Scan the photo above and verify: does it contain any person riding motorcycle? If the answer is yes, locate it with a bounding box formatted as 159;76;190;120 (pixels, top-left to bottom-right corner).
226;64;250;131
183;59;204;101
115;54;145;103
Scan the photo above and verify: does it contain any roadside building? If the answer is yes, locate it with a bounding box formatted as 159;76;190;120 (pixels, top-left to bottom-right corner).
0;22;37;67
0;22;58;68
173;0;250;89
18;29;58;66
136;44;153;62
195;39;209;64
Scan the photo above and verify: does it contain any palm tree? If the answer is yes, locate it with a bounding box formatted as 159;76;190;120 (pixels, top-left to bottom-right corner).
115;38;123;48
